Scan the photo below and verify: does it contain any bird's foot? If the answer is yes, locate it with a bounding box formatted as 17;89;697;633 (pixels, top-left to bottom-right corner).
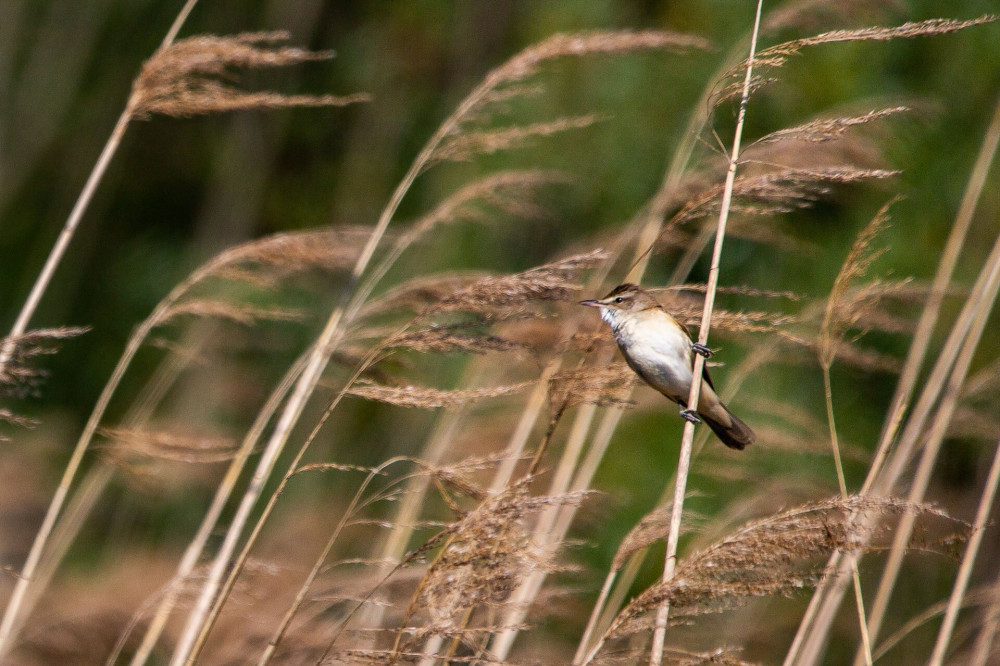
679;408;702;424
692;343;713;359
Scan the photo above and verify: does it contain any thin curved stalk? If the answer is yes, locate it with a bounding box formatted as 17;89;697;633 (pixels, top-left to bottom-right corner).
789;90;1000;666
0;3;201;656
822;366;873;665
929;436;1000;665
650;3;762;663
866;250;1000;660
166;35;578;663
257;458;409;665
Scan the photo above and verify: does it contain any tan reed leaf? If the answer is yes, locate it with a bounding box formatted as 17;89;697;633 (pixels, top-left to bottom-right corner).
548;362;638;409
433;115;600;163
435;250;609;312
346;380;534;409
604;496;954;640
753;107;910;145
154;299;303;327
130;31;370;118
819;199;894;368
99;427;239;464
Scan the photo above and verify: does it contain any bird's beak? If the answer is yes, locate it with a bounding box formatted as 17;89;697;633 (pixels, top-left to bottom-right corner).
579;299;602;308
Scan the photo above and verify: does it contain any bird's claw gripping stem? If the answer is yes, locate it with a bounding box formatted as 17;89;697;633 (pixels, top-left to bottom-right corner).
680;408;701;424
692;343;713;359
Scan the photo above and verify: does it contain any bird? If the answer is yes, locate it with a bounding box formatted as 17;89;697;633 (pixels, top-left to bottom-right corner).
580;283;755;450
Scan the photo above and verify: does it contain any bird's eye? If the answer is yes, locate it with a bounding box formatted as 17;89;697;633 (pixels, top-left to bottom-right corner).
614;297;624;303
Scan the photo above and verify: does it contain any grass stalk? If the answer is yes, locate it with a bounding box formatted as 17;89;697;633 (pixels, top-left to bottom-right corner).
164;36;481;665
822;367;874;665
0;3;201;655
928;436;1000;665
257;458;409;665
864;241;1000;660
970;588;1000;665
649;2;762;663
788;91;1000;666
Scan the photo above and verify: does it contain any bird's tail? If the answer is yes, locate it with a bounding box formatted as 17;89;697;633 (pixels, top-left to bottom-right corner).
701;407;755;450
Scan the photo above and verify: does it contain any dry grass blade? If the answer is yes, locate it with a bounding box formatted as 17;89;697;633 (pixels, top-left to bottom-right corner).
830;279;917;336
394;171;566;254
98;427;238;464
602;497;954;642
381;324;528;356
346;380;534;409
130;31;370;118
613;502;689;572
209;227;377;287
769;15;996;52
761;0;901;34
663;284;804;300
481;30;711;100
356;274;490;319
154;300;303;327
424;30;710;171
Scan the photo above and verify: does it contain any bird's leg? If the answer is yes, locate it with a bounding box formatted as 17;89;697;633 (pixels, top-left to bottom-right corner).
679;408;701;424
692;343;713;359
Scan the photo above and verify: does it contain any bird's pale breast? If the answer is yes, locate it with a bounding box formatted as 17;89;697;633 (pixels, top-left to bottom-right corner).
612;310;693;399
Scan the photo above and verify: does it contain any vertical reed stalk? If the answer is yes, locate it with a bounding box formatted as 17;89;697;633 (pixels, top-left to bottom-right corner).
821;367;874;666
650;3;762;663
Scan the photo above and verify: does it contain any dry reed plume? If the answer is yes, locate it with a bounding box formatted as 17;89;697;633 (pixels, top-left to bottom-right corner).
1;5;998;666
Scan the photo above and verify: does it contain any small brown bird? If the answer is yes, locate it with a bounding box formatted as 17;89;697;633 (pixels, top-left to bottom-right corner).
580;283;755;450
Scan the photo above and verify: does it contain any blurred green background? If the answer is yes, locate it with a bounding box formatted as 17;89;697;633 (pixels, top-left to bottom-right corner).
2;0;1000;662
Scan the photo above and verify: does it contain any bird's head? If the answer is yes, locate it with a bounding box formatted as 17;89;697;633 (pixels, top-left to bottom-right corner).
580;283;659;326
